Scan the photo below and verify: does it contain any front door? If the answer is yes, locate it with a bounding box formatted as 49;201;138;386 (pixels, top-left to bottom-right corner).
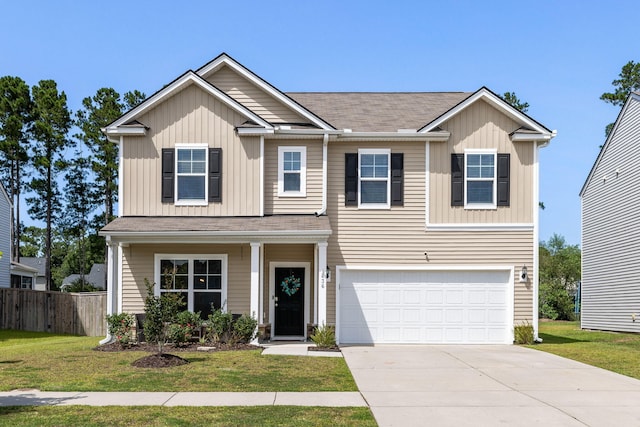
274;267;305;336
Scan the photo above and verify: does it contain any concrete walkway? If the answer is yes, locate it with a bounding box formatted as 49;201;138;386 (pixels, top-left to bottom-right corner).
342;344;640;427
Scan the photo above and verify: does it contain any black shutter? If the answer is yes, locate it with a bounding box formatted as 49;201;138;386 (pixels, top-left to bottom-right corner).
209;148;222;203
497;153;510;206
345;153;358;206
391;153;403;206
451;154;464;206
161;148;174;203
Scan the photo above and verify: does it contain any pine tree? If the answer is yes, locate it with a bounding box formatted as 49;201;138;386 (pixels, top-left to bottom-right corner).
27;80;72;290
0;76;32;261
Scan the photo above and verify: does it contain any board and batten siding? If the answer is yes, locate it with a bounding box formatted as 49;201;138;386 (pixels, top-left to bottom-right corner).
431;99;534;224
263;139;324;214
581;94;640;333
205;65;307;124
121;243;251;315
0;187;10;287
324;139;534;326
121;83;261;217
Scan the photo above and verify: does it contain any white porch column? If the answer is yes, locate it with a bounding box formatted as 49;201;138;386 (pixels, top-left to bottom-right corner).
100;239;118;344
317;241;328;327
250;242;261;320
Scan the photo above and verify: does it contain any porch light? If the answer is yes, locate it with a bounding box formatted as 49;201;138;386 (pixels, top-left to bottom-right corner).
519;266;528;282
325;266;331;281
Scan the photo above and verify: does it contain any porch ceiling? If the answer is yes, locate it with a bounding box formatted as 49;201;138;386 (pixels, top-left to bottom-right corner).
100;215;332;243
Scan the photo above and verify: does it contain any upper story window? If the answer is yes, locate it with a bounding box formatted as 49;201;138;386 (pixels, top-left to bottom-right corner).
359;149;390;208
176;146;207;204
278;146;306;197
465;150;496;209
451;150;510;209
162;145;221;205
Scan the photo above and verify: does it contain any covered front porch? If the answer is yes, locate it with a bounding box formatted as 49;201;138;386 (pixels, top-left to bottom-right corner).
100;215;332;342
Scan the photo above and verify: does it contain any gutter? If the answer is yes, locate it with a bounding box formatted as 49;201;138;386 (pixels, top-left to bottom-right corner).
315;133;329;216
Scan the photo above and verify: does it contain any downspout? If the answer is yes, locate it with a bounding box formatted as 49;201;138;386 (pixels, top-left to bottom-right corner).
315;133;329;216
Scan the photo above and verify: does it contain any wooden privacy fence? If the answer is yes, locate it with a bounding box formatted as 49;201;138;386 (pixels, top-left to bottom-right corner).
0;288;106;336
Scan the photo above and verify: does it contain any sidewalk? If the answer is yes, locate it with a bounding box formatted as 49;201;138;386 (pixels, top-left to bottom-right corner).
0;390;367;407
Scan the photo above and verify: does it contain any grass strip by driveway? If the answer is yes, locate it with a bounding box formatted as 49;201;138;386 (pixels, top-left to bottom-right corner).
0;330;357;392
528;320;640;380
0;406;376;427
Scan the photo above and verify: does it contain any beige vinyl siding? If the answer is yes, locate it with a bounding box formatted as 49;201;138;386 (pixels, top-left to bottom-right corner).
121;84;261;217
325;139;534;325
206;65;307;124
263;139;323;214
120;244;251;315
263;244;315;325
581;95;640;333
430;99;534;224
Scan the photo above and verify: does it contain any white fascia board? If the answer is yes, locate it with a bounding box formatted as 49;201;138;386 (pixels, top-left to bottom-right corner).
105;71;272;136
197;54;334;131
510;132;554;142
425;223;534;231
580;92;639;197
419;88;552;135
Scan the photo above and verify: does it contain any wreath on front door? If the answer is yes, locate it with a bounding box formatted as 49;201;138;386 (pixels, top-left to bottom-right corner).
280;274;301;296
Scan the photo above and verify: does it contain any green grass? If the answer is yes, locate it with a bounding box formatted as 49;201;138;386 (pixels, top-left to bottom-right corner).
528;321;640;380
0;330;357;392
0;406;376;426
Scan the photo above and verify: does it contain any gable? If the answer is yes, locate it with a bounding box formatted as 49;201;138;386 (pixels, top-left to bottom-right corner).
205;65;310;125
581;93;640;197
136;83;250;142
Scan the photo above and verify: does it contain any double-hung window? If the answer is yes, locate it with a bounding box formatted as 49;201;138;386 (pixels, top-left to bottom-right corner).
176;144;207;205
465;149;496;209
358;149;390;208
278;146;306;197
156;254;227;319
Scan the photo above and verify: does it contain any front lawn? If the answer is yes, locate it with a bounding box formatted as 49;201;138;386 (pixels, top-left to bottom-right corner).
0;406;376;427
0;330;357;392
529;321;640;380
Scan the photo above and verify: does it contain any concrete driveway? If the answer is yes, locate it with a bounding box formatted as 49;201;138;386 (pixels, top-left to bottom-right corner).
341;345;640;427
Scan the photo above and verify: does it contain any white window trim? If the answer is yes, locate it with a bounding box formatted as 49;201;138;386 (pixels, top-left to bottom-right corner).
358;148;391;209
464;148;497;210
154;254;228;313
277;146;307;197
175;143;209;206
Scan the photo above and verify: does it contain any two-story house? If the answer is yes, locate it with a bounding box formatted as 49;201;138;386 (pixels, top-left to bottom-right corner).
101;53;555;344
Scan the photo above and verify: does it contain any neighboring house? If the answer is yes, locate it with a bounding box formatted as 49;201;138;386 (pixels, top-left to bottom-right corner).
580;91;640;334
0;183;10;288
17;257;47;291
100;53;555;344
61;263;106;290
10;261;38;289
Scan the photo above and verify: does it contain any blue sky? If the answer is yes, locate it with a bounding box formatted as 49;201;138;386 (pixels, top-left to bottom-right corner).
2;0;638;246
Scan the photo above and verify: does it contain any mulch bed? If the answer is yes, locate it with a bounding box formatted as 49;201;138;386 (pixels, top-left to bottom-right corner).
94;341;263;369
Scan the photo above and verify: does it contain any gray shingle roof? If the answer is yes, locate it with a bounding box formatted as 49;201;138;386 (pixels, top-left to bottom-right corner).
102;215;331;234
18;257;46;276
286;92;471;132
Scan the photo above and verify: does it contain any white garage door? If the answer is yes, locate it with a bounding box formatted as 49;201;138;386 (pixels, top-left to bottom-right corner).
338;269;512;344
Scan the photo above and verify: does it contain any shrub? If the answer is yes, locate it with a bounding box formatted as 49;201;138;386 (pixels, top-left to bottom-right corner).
206;309;233;343
231;313;258;343
539;280;575;321
310;324;336;348
513;322;534;345
106;312;135;346
142;279;185;353
168;310;203;346
63;278;100;293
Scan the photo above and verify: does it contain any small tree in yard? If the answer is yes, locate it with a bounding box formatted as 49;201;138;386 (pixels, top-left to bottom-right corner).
142;279;185;353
